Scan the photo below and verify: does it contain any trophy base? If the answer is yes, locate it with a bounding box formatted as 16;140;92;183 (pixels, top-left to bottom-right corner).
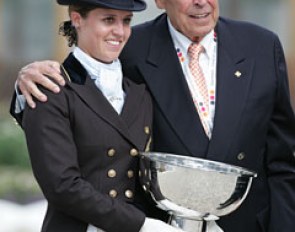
168;214;206;232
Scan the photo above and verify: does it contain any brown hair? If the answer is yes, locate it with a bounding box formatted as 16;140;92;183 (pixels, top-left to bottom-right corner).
59;5;97;47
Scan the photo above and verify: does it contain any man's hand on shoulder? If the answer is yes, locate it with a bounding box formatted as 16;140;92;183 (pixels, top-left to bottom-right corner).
17;60;65;108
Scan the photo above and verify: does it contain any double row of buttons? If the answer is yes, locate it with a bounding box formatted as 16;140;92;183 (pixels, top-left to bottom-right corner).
107;148;139;157
109;189;133;199
106;148;138;199
107;169;134;178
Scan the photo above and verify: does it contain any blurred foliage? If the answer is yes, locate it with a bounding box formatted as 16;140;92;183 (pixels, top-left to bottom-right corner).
0;166;42;203
0;101;42;203
0;114;30;169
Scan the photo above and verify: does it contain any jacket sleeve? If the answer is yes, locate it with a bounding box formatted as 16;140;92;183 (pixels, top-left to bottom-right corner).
266;35;295;232
22;86;145;232
9;91;24;127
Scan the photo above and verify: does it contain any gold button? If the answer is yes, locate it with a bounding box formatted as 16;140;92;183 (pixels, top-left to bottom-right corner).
144;126;150;135
138;170;142;177
237;152;245;160
125;189;133;199
107;149;116;157
130;148;138;156
127;170;134;178
109;189;117;198
108;169;116;178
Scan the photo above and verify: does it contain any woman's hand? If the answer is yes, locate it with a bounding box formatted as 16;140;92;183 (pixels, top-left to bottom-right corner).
140;217;185;232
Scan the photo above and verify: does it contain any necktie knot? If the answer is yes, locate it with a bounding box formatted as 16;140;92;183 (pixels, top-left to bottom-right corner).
188;43;204;60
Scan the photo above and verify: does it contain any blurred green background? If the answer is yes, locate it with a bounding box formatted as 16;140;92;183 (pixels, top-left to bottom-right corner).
0;0;294;204
0;102;42;203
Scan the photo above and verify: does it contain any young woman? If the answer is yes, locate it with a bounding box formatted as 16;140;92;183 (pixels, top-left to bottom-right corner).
22;0;184;232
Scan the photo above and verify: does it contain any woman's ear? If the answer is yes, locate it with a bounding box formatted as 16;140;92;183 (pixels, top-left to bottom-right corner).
70;11;82;29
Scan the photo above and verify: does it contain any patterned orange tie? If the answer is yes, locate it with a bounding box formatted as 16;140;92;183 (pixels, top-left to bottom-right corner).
188;43;210;136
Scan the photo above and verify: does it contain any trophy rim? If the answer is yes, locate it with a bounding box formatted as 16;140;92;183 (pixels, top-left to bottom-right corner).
140;151;257;177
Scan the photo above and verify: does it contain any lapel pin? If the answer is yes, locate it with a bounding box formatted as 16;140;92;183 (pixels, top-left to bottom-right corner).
234;71;242;78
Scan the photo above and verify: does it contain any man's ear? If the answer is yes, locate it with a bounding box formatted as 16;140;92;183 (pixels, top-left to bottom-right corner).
154;0;165;10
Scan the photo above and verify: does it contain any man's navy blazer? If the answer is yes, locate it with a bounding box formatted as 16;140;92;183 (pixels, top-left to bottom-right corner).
120;13;295;232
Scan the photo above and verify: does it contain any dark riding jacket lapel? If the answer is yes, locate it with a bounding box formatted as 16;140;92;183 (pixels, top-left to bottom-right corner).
63;53;147;149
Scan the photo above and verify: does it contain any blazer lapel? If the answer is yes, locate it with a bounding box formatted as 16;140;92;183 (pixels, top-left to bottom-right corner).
120;80;145;127
120;80;150;149
137;14;209;157
207;19;255;161
62;54;137;147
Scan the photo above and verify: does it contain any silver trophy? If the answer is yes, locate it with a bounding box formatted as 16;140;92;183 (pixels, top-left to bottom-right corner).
139;152;257;232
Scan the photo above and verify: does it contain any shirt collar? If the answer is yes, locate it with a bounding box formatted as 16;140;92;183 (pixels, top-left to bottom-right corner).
167;17;215;59
72;46;122;80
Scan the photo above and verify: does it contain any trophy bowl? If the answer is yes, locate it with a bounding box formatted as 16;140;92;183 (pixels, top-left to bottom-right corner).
140;152;257;222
